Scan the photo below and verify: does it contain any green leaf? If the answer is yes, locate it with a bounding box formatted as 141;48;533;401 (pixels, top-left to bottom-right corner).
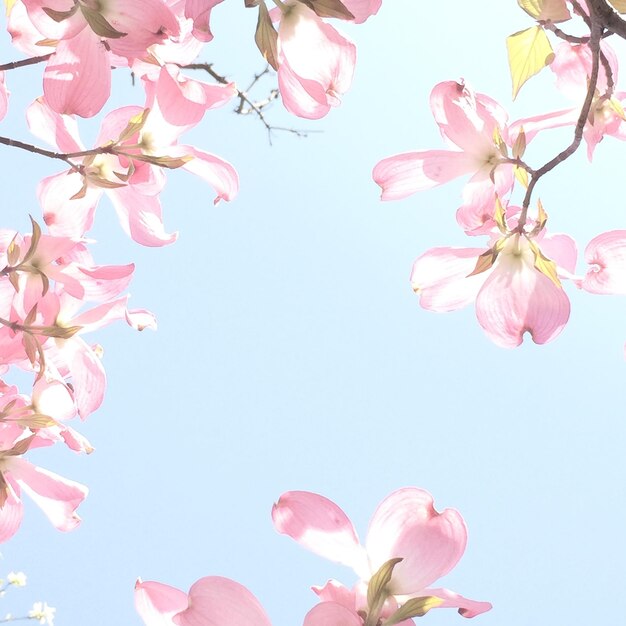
255;2;279;71
42;4;78;22
80;5;127;39
506;26;554;99
297;0;355;20
367;558;403;610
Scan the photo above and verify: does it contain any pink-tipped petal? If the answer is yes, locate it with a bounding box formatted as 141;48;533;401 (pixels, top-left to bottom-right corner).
135;579;188;626
373;151;476;201
38;172;100;238
272;491;368;573
174;577;272;626
366;488;467;595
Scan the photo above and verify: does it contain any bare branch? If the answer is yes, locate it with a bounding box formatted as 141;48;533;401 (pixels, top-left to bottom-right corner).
0;53;52;72
181;62;317;142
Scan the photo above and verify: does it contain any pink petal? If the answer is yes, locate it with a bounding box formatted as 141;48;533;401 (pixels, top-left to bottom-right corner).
277;59;331;119
7;457;87;531
476;239;571;347
303;602;362;626
26;97;84;152
38;172;100;238
108;186;178;247
342;0;382;23
174;577;272;626
365;488;467;595
135;579;188;626
185;0;226;42
279;4;356;103
0;482;24;543
373;151;476;201
64;336;106;419
418;588;492;619
410;247;487;312
429;81;503;156
272;491;368;574
580;230;626;294
177;145;239;204
43;27;111;118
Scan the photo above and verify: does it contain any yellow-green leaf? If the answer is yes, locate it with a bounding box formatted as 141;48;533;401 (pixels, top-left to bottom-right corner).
517;0;571;22
506;26;555;99
529;240;561;287
494;196;508;234
514;165;529;188
383;596;444;626
512;126;527;159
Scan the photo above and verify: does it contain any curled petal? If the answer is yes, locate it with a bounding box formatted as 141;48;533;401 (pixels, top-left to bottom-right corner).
429;81;504;155
278;59;331;119
177;145;239;204
366;488;467;595
580;230;626;295
373;151;476;201
417;587;492;619
108;186;178;247
272;491;368;574
185;0;226;42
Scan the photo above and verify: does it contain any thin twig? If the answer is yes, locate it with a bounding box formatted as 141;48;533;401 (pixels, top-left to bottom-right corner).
181;62;316;142
518;11;604;228
0;53;52;72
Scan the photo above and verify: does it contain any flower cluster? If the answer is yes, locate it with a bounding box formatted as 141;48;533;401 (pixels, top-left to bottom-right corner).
135;488;491;625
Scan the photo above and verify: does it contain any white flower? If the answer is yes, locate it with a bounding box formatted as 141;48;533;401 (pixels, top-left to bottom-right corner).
28;602;55;625
7;572;26;587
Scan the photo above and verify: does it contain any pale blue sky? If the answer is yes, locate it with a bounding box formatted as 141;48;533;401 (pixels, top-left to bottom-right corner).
2;3;626;626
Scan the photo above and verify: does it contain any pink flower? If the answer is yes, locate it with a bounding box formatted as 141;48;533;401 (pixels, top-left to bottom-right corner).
272;488;491;618
411;229;577;348
275;1;356;119
373;81;514;235
135;576;272;626
0;425;88;542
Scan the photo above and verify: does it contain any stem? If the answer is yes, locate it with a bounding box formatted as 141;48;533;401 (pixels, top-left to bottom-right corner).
517;13;603;230
0;54;52;72
0;136;114;167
